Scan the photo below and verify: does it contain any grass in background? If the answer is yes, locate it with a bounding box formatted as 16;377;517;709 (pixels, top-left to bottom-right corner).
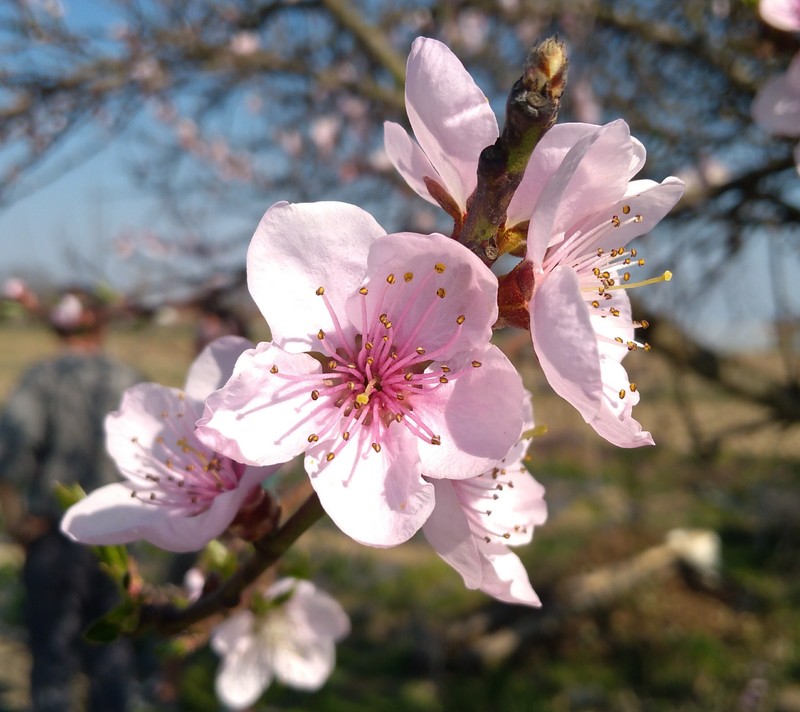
1;319;798;711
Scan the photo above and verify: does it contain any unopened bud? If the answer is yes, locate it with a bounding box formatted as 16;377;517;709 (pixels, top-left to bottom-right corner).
523;38;568;102
496;260;535;330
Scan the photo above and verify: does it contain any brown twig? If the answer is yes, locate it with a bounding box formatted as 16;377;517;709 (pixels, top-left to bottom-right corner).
136;491;325;637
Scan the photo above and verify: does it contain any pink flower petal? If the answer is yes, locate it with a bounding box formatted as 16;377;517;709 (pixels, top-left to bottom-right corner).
760;0;800;31
590;288;635;362
197;343;330;466
211;609;255;656
417;345;525;480
61;469;274;552
549;177;683;270
383;121;443;207
507;122;612;227
184;335;254;403
452;456;547;549
549;121;643;244
422;479;482;588
60;483;169;545
305;424;434;547
270;636;336;691
247;201;385;353
753;55;800;137
106;383;201;487
346;231;498;357
531;268;654;448
276;579;351;641
215;634;272;709
477;542;542;606
587;356;654;448
530;266;603;420
405;37;498;208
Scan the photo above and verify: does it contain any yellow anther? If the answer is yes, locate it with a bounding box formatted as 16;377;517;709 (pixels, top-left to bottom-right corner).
359;286;368;295
386;273;396;284
436;287;446;298
431;435;442;445
311;390;320;400
326;452;335;461
611;215;621;227
619;389;626;399
404;373;413;381
622;205;631;215
270;365;279;374
372;443;381;453
439;376;449;384
308;434;319;442
316;286;325;296
317;329;325;340
456;315;465;325
416;346;425;355
471;360;482;368
365;341;373;350
434;263;446;273
404;272;414;282
342;431;350;441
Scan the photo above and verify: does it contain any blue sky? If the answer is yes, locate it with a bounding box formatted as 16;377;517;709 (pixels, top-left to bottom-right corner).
1;0;795;352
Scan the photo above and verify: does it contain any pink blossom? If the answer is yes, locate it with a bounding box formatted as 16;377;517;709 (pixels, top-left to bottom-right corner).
60;337;279;552
211;578;349;708
3;277;28;300
384;37;498;218
760;0;800;31
753;52;800;171
522;121;684;448
384;38;684;447
197;201;526;548
229;31;260;56
49;293;84;330
422;394;546;606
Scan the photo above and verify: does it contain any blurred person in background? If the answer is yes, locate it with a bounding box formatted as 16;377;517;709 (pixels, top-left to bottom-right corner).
0;288;142;712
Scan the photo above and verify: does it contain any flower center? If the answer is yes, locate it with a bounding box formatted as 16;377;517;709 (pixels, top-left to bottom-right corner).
127;396;245;515
270;261;483;461
541;204;674;355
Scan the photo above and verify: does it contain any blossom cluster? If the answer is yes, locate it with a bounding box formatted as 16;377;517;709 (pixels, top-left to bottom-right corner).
59;36;684;701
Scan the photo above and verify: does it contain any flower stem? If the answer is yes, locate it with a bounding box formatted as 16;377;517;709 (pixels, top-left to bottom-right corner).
458;38;568;263
137;490;326;636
